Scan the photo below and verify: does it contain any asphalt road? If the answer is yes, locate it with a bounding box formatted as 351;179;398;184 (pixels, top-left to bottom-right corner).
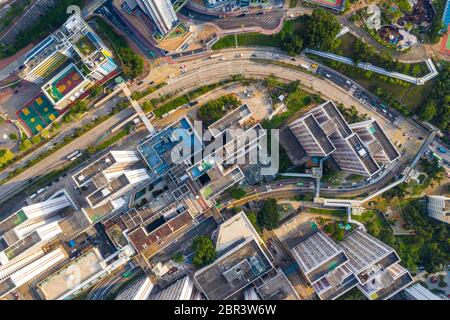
220;160;403;208
86;266;128;300
143;48;423;158
0;47;425;209
180;6;285;31
0;107;136;204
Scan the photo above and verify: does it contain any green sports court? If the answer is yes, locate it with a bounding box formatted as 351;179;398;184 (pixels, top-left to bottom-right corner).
17;94;61;136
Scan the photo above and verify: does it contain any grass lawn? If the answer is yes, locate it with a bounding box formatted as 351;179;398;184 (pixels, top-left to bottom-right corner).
400;80;434;111
335;33;357;58
345;174;366;182
352;209;387;235
89;128;129;153
308;207;347;218
286;87;312;113
211;35;236;50
212;33;281;50
212;17;305;50
337;287;367;300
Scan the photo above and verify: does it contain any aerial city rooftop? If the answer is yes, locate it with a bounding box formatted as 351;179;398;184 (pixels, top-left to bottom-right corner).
0;0;448;303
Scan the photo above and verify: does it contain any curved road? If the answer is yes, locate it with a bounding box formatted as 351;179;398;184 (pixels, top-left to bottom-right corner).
0;47;422;207
220;159;402;208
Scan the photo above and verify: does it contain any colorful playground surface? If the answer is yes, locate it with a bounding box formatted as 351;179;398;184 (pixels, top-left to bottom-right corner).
304;0;346;11
43;64;85;104
440;25;450;56
16;94;61;136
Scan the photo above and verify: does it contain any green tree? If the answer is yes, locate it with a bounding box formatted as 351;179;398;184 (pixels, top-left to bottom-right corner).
282;34;303;55
257;199;280;230
89;85;103;98
40;129;50;139
422;243;447;273
303;9;341;50
8;132;17;140
31;135;41;145
197;95;241;125
397;0;412;12
412;64;422;76
229;187;246;200
0;149;14;167
420;158;445;183
192;236;216;268
142;101;153;113
63;100;88;122
19;139;32;152
419;101;437;121
172;252;184;264
52;121;61;130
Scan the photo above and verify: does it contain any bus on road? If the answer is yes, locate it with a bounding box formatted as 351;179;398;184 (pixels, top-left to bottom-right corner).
67;150;82;161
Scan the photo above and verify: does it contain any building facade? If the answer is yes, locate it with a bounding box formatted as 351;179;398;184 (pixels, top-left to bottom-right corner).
137;0;178;34
426;195;450;224
287;101;398;177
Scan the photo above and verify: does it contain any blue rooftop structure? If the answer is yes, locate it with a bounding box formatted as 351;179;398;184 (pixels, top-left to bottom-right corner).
138;118;202;177
25;36;56;61
443;0;450;28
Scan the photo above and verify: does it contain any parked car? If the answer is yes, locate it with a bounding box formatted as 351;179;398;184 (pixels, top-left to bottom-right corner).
438;146;447;153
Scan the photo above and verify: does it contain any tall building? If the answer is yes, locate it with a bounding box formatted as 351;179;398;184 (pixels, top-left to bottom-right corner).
71;150;151;224
291;229;413;300
0;190;76;266
403;283;445;300
349;119;400;163
149;276;196;300
287;101;399;177
426;195;450;224
19;15;118;109
21;15;117;85
194;212;299;300
0;190;78;298
115;276;155;300
137;0;178;34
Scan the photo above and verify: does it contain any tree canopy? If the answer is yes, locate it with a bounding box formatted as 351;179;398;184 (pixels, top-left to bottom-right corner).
302;9;341;50
229;187;247;200
0;149;14;168
387;200;449;273
197;95;241;126
418;62;450;132
63;100;88;123
89;85;103;98
257;198;280;230
192;236;216;268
